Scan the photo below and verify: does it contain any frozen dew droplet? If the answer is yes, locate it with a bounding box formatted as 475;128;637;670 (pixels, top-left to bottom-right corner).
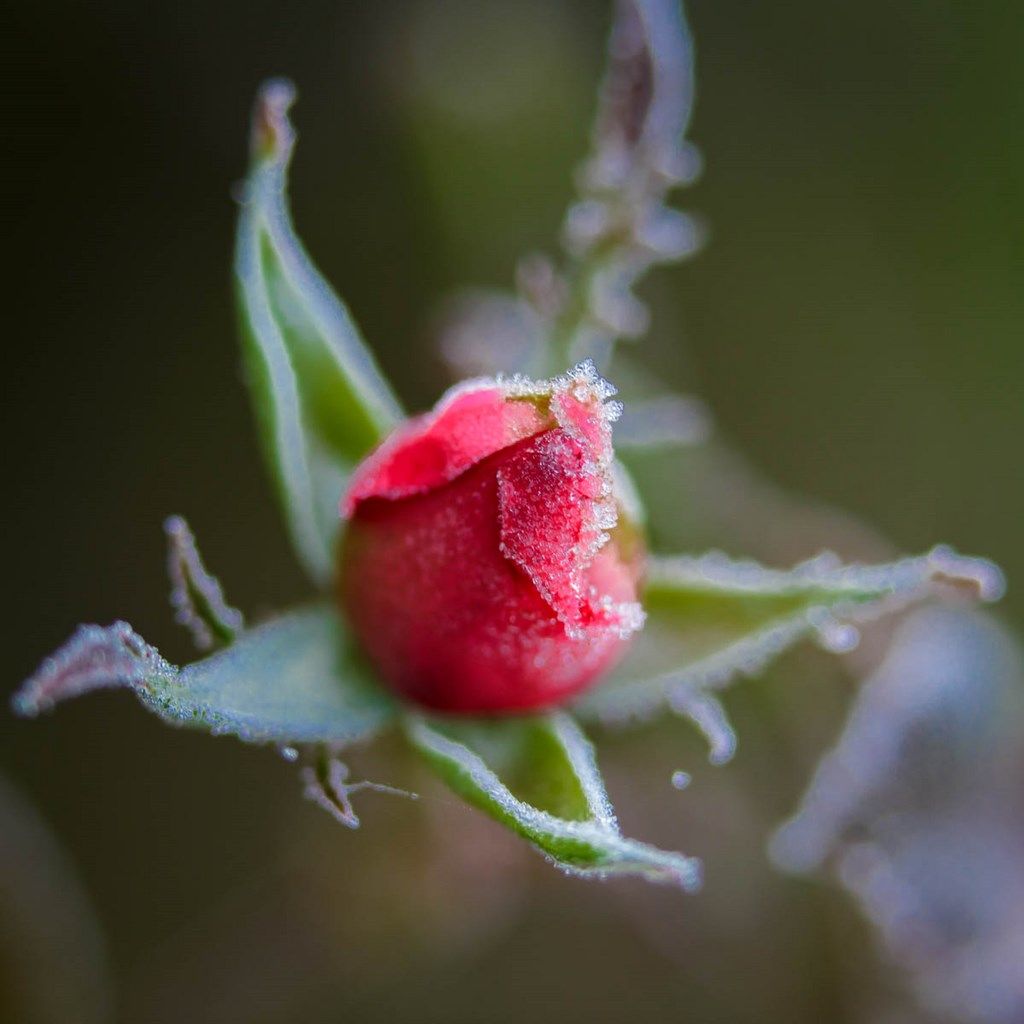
813;618;861;654
671;770;692;790
278;745;299;763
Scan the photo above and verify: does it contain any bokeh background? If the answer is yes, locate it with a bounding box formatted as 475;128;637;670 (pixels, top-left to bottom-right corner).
5;1;1023;1022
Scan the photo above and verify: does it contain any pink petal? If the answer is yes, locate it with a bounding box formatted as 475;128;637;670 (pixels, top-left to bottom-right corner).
343;384;550;515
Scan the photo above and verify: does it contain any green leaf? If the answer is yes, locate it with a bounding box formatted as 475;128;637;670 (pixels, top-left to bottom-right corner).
234;79;403;585
12;606;395;748
576;546;1005;761
404;713;701;890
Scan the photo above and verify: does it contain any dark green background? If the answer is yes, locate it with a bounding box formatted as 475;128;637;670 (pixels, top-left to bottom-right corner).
4;1;1021;1022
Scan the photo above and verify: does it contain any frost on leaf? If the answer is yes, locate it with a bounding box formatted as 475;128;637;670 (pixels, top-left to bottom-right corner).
165;515;244;650
12;607;396;749
770;607;1024;1024
12;622;175;719
405;712;701;891
576;546;1004;763
235;79;402;585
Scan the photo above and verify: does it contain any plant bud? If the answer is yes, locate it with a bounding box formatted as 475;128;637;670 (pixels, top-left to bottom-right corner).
338;363;644;713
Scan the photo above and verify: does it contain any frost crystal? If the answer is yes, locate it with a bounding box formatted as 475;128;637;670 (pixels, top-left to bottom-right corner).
496;361;642;640
12;622;173;718
405;714;702;891
579;546;1004;765
347;358;642;645
165;515;244;650
12;607;396;748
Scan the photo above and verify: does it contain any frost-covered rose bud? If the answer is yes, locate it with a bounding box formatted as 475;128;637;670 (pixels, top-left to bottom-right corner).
338;362;645;713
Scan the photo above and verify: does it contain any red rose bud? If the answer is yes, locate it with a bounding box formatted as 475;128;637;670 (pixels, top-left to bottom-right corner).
338;361;645;713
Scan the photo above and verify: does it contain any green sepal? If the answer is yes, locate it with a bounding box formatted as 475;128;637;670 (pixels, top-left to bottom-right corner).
404;712;701;890
234;79;402;585
577;546;1004;761
13;606;396;749
164;515;244;650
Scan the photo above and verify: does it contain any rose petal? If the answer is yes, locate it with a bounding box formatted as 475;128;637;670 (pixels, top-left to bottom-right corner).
343;384;550;515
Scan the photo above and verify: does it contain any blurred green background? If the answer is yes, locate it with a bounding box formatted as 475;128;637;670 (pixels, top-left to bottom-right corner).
4;1;1022;1022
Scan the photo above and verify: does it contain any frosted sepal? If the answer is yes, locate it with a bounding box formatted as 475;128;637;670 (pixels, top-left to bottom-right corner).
13;606;396;748
234;80;403;585
404;712;701;890
577;546;1004;761
165;515;244;650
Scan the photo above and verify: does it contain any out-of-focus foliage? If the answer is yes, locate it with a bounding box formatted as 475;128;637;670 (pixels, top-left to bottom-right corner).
773;608;1024;1024
0;774;111;1024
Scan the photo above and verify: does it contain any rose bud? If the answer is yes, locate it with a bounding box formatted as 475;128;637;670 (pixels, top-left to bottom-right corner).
338;361;645;714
